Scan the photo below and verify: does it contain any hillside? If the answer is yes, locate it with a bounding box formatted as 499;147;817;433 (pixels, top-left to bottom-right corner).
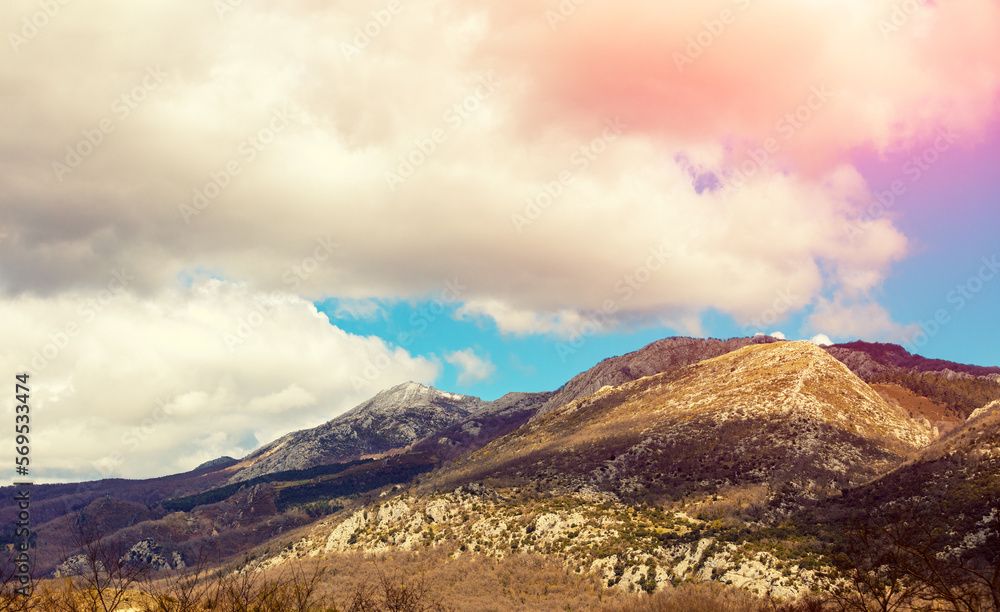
533;336;999;425
825;340;1000;381
533;335;783;420
411;391;552;460
846;398;1000;510
439;341;935;501
230;382;484;482
7;335;997;604
261;342;994;600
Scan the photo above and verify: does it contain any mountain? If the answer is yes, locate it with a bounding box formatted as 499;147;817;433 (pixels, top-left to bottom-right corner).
531;335;999;436
809;399;1000;606
410;391;552;460
533;335;783;420
195;456;238;470
278;341;995;600
221;337;998;486
8;335;997;600
535;337;998;424
824;340;1000;381
437;341;935;501
848;397;1000;510
229;382;484;482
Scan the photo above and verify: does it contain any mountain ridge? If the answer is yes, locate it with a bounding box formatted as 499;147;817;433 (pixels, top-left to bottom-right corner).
6;334;997;593
229;381;483;482
435;341;936;501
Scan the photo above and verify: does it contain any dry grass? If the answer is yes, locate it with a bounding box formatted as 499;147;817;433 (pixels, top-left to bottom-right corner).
598;580;826;612
690;485;770;522
304;548;616;611
21;548;631;612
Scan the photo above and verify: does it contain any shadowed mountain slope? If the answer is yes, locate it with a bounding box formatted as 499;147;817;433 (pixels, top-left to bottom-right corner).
438;341;937;502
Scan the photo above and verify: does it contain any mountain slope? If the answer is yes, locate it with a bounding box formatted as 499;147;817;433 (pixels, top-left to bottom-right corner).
818;400;1000;599
825;340;1000;381
230;382;483;482
410;391;552;460
857;398;1000;498
533;335;998;426
534;335;783;420
439;341;936;501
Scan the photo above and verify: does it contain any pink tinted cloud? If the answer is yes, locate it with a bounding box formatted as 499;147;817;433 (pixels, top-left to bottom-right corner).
475;0;1000;170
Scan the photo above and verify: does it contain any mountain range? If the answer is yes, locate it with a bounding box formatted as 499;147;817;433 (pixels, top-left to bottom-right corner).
2;335;998;601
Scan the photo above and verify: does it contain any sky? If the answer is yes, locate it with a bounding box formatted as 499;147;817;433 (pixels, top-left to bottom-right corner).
1;0;998;482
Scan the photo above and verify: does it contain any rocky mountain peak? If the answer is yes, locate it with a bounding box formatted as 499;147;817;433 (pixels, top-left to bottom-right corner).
362;381;477;413
228;382;483;482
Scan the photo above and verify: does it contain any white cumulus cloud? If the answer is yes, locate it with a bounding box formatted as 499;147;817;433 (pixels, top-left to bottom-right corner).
445;348;496;386
0;279;439;481
809;333;834;346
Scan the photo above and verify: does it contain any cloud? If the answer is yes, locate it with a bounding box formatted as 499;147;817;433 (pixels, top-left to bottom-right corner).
482;0;1000;165
456;299;597;338
332;298;386;322
445;348;496;386
805;297;920;343
0;0;945;334
0;280;439;481
809;333;834;346
1;0;997;482
769;331;786;340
